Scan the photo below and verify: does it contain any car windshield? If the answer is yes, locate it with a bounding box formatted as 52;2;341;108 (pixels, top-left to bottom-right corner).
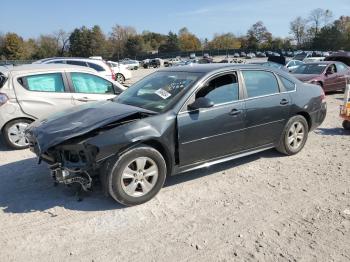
117;71;202;112
294;53;307;61
293;64;327;74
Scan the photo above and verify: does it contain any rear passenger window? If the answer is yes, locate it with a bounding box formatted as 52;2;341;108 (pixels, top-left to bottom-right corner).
25;73;65;92
279;76;296;91
67;60;88;67
87;62;105;72
242;71;279;98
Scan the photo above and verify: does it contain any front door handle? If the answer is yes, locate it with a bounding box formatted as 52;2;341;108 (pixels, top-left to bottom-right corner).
76;97;91;102
229;108;242;116
280;99;289;105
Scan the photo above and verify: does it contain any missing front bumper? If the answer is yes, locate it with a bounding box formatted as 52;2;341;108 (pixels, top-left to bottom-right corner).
51;167;92;191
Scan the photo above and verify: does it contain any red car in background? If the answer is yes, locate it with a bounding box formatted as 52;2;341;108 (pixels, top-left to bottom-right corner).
292;61;350;92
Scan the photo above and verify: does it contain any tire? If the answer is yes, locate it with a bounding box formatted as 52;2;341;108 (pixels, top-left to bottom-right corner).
116;73;125;84
276;115;309;156
3;119;33;150
107;145;167;206
343;120;350;130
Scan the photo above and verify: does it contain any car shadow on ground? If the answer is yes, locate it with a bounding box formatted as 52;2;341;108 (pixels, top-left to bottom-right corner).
0;137;11;152
0;149;283;214
314;127;350;136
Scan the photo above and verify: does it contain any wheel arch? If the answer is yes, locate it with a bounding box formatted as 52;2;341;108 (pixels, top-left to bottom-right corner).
295;111;312;131
138;139;173;177
1;117;35;132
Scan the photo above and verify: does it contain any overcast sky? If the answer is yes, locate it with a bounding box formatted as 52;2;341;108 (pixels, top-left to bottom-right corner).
2;0;350;39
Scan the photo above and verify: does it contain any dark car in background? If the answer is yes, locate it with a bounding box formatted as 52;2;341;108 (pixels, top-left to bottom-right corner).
292;61;350;92
26;64;327;206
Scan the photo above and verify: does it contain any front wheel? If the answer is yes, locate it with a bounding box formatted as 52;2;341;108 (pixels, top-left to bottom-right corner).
276;115;309;155
107;146;167;206
343;120;350;130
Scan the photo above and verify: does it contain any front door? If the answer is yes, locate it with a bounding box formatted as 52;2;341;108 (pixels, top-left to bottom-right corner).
177;73;246;166
323;64;339;91
67;72;118;105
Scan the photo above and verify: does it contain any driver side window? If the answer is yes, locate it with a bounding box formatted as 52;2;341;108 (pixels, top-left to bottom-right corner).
195;73;239;105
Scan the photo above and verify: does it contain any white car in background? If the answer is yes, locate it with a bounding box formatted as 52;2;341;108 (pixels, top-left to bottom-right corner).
34;57;119;83
119;59;140;70
0;64;124;149
106;61;132;83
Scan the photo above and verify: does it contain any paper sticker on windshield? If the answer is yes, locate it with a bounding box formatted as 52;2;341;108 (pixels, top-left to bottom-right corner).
155;88;171;99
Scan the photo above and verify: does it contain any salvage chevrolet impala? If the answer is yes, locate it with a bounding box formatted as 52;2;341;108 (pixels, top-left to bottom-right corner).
25;64;327;206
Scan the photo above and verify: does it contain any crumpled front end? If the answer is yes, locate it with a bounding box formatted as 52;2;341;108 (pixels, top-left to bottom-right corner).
27;131;100;190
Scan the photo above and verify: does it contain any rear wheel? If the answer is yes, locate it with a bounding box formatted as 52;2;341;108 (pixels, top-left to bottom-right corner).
343;120;350;130
107;146;167;206
3;119;33;149
116;73;125;84
276;115;309;155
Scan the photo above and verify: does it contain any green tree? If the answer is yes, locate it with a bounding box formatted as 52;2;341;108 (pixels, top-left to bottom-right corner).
2;33;26;60
208;33;241;50
125;35;145;57
68;25;106;57
33;35;59;59
178;27;201;51
69;26;92;57
158;31;180;53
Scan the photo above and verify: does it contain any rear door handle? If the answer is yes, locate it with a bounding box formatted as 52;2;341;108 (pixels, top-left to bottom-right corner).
280;99;289;105
229;108;242;116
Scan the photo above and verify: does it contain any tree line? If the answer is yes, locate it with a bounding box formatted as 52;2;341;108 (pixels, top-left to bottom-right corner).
0;8;349;61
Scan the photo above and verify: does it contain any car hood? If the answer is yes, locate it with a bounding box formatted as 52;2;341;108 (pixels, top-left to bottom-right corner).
293;74;319;82
25;100;155;153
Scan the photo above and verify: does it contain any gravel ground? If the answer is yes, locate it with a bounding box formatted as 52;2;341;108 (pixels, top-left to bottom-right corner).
0;66;350;262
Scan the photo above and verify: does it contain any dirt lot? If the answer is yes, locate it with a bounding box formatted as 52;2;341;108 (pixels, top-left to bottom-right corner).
0;67;350;262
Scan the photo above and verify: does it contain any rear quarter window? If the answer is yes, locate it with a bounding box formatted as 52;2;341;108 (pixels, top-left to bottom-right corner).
279;76;296;91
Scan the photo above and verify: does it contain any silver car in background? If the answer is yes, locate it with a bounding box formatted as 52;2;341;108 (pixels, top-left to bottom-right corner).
0;64;124;149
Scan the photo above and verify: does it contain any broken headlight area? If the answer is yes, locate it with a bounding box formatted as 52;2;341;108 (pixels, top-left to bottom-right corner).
47;144;100;191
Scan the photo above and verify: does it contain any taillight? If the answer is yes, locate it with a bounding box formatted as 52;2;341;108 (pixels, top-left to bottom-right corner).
0;93;8;106
111;68;116;80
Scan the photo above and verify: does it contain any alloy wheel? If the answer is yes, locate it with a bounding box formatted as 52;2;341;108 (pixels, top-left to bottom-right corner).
121;157;159;197
287;121;305;150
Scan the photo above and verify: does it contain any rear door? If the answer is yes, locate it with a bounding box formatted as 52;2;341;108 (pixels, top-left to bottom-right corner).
67;72;119;105
241;70;291;149
14;72;74;119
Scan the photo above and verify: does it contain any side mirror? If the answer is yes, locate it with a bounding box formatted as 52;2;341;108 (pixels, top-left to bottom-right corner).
188;97;214;110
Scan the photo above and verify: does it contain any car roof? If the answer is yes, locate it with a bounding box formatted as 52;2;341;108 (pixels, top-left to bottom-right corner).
158;63;284;73
1;64;96;74
303;61;334;65
36;57;108;64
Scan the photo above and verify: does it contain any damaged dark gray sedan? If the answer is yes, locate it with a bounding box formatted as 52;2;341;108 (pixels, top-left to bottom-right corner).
25;64;327;206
